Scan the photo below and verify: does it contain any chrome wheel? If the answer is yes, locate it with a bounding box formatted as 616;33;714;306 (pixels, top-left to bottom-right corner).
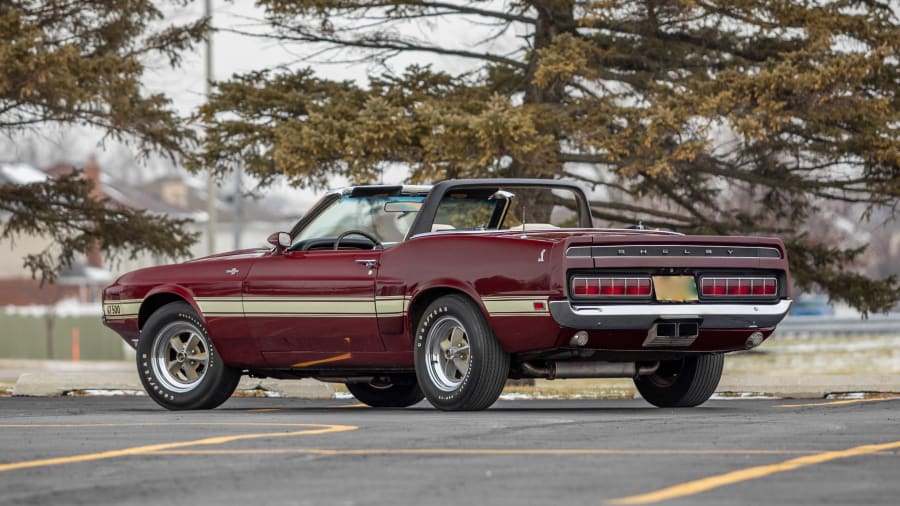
425;316;471;392
150;321;210;393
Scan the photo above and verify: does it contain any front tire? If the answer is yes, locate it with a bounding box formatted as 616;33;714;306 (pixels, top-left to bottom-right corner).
414;295;509;411
345;376;424;407
137;301;241;410
634;354;724;408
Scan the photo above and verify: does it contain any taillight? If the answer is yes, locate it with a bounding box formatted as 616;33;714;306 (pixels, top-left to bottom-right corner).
572;277;652;298
701;277;777;297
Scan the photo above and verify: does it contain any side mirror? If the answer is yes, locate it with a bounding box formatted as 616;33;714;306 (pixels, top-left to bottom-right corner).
267;232;291;253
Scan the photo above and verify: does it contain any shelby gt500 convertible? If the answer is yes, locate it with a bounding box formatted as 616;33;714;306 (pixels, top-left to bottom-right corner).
102;179;792;411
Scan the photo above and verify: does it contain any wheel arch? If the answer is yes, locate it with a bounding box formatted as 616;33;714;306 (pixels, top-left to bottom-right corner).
139;286;203;330
407;284;490;337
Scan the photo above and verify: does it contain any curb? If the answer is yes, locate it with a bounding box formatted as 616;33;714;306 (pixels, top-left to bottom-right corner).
10;373;900;399
716;375;900;398
12;372;334;399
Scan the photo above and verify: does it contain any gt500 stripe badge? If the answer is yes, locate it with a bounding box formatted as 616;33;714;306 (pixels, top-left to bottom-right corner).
103;299;141;320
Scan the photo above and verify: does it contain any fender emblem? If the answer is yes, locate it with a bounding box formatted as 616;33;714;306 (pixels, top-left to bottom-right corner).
226;268;239;276
538;249;546;263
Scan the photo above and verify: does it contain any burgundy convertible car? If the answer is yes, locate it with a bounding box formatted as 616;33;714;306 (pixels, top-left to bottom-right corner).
102;179;792;411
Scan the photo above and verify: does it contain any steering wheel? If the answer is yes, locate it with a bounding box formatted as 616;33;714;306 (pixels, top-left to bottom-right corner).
334;230;383;250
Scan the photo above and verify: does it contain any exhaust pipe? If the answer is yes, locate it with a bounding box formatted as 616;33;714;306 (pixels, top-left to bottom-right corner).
643;320;701;347
521;361;659;380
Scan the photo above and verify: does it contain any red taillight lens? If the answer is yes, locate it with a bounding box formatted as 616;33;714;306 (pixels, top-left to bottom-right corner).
702;277;777;297
571;277;652;298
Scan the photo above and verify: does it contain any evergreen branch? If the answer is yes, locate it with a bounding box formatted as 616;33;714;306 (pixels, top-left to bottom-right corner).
223;25;528;69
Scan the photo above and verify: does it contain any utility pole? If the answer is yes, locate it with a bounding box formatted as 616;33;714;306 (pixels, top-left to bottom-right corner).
233;165;243;249
204;0;217;255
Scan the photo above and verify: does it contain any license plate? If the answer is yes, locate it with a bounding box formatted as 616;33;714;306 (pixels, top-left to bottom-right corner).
652;276;698;302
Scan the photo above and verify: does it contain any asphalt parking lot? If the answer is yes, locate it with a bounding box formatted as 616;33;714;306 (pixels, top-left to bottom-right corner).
1;396;898;505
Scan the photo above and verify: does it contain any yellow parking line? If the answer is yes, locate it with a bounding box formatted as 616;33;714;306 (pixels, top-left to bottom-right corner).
146;448;850;457
0;423;357;473
606;440;900;504
0;422;330;428
330;403;368;409
776;396;899;408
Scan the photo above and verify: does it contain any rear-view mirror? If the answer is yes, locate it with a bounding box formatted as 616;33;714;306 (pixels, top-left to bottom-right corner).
384;201;423;212
267;232;291;252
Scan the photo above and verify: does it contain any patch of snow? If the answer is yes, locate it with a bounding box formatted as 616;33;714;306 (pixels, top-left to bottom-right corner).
774;336;900;354
499;392;535;400
499;392;569;400
824;392;867;400
333;391;354;400
66;389;146;397
710;393;781;400
4;299;103;317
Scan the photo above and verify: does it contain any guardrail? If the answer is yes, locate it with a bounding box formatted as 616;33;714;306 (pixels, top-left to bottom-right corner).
774;314;900;337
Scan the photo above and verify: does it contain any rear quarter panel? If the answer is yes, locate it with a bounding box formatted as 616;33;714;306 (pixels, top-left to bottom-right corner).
377;233;567;353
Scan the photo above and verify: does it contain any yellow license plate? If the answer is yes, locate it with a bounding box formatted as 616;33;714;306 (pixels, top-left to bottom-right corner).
652;276;698;302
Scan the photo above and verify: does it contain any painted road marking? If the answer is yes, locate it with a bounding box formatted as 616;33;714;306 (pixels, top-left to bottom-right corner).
0;423;357;473
776;396;899;408
606;440;900;505
141;448;896;457
330;403;368;409
0;422;338;428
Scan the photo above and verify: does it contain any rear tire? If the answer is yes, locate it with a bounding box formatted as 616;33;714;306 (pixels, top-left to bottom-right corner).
414;295;509;411
137;301;241;410
345;377;424;408
634;354;724;408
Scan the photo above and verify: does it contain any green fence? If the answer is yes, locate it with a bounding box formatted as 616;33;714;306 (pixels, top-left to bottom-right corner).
0;314;125;360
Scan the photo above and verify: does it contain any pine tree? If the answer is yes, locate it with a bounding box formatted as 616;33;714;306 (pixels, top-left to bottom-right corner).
1;0;202;281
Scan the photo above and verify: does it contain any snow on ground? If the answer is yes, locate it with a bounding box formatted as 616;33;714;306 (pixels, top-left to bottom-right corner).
4;298;102;317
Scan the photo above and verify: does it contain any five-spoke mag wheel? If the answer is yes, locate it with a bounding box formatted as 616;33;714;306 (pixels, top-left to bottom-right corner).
425;316;472;392
151;322;210;393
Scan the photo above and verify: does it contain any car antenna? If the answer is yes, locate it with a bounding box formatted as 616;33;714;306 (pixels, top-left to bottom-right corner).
521;199;527;231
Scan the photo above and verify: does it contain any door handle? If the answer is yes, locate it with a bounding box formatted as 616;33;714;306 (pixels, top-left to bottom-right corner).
355;259;378;269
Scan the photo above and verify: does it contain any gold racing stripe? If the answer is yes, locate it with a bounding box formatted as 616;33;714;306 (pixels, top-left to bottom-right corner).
243;298;375;316
481;296;550;316
105;295;558;319
195;296;412;318
374;296;410;315
195;298;244;315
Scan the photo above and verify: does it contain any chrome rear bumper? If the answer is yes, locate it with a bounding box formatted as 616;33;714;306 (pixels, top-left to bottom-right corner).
548;299;792;330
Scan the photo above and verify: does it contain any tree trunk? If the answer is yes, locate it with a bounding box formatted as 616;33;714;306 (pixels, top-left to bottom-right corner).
505;0;577;222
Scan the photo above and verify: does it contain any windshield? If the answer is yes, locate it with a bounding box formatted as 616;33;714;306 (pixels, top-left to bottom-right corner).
293;195;425;245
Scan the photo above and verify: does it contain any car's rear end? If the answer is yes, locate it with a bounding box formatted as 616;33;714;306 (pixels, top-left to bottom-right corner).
502;231;791;407
546;233;791;354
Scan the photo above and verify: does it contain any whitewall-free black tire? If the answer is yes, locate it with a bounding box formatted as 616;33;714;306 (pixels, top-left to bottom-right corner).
414;295;509;411
634;354;724;408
